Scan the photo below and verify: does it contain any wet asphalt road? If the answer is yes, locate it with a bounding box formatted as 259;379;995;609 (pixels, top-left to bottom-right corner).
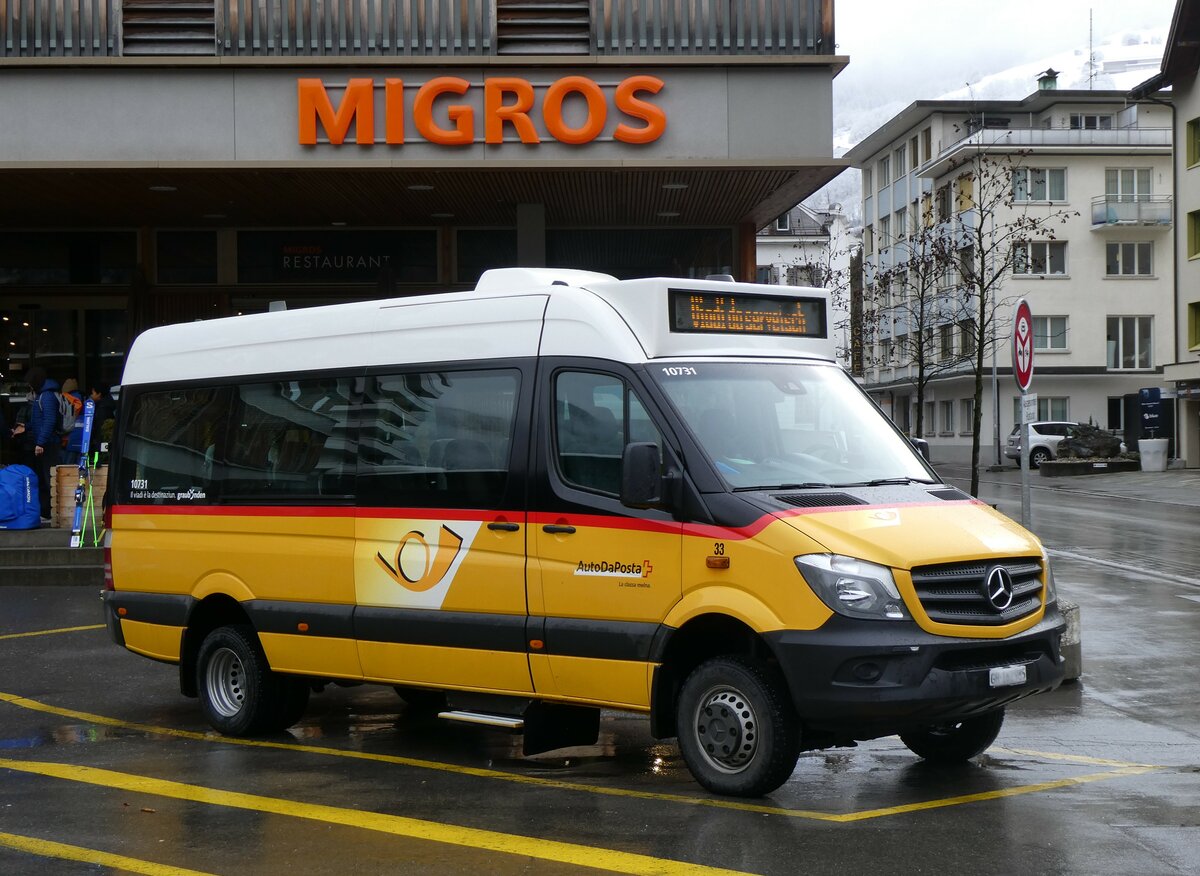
1;468;1198;875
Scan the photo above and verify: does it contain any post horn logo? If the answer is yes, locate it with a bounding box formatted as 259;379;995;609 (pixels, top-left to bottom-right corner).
376;525;465;592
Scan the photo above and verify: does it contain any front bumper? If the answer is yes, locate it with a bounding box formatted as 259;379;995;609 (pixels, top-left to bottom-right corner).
765;606;1066;740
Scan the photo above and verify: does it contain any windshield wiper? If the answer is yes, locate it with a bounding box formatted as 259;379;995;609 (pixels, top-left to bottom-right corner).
836;477;938;487
733;482;836;492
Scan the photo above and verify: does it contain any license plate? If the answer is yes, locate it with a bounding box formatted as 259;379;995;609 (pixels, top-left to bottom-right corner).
989;664;1027;688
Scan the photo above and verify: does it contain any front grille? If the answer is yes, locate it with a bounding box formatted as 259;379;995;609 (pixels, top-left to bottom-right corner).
910;557;1043;626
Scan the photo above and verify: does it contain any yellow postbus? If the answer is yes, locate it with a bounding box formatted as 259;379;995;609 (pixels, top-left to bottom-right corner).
103;268;1065;796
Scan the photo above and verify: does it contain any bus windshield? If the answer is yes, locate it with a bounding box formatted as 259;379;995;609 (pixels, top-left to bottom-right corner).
652;361;934;490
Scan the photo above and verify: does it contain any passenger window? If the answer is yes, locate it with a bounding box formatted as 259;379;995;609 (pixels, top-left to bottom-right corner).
554;371;663;496
120;386;232;504
223;377;356;500
358;369;520;508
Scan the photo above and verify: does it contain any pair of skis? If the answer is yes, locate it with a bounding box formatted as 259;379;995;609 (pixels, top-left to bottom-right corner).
68;399;102;548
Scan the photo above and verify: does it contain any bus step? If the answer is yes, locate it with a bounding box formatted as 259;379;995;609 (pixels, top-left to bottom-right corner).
437;710;525;730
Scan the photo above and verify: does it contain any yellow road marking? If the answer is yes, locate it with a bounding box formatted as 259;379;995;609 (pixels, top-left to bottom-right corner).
0;624;104;641
994;746;1160;769
0;758;753;876
0;830;217;876
0;691;1163;823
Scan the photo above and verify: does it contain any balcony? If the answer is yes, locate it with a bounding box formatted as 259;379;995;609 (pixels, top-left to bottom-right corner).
1090;195;1174;229
922;127;1172;177
0;0;835;58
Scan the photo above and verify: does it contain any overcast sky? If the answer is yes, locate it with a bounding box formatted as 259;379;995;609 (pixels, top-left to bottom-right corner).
832;0;1178;113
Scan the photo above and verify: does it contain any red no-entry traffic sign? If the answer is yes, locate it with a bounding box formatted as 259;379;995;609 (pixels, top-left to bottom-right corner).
1012;298;1034;392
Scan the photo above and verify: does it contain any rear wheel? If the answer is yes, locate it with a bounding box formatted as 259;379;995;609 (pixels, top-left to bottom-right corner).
899;709;1005;763
196;625;306;735
676;656;800;797
1029;447;1051;468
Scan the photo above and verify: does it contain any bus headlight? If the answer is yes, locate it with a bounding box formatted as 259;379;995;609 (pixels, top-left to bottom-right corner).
795;554;910;621
1043;553;1059;607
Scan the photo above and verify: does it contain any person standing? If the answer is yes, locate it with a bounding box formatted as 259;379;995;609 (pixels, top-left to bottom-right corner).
59;377;85;465
22;366;62;524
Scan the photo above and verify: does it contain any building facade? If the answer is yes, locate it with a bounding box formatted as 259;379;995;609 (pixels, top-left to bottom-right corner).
1134;0;1200;467
845;82;1175;464
0;0;847;424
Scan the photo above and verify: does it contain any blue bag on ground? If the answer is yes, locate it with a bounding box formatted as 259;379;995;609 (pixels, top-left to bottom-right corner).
0;465;41;530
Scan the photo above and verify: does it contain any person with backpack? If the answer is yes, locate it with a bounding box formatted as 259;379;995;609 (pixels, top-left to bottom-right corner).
19;366;61;524
59;377;85;465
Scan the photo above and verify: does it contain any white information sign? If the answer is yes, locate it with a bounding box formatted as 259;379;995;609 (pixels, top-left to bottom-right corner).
1022;393;1038;425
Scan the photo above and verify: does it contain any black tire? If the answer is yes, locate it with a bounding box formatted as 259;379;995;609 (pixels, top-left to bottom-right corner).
392;686;447;712
676;655;801;797
899;709;1005;763
1029;447;1051;468
196;625;305;736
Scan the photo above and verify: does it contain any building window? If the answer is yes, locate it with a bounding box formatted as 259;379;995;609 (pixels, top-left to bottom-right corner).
1105;168;1152;200
1190;210;1200;259
1105;242;1153;276
935;185;950;222
1106;316;1153;370
877;157;890;190
894;208;908;241
862;167;873;193
939;325;954;359
960;398;975;433
939;400;955;433
1070;113;1112;130
864;225;874;255
775;214;791;232
1188;119;1200;168
921;128;932;163
1039;397;1070;420
879;215;891;248
893;146;906;181
960;320;976;356
1011;168;1066;202
1013;241;1067;275
1033;316;1068;351
909;136;919;170
1190;302;1200;350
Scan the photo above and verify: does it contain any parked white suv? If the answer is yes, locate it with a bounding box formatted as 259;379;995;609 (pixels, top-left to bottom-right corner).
1005;421;1077;468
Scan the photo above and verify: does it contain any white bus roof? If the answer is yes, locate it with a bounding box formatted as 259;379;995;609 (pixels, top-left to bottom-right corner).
121;269;835;386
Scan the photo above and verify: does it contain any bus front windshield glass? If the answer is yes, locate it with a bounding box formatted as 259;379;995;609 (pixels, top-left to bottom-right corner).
652;361;934;490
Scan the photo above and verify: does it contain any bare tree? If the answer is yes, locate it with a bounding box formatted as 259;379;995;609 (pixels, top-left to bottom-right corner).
948;147;1077;495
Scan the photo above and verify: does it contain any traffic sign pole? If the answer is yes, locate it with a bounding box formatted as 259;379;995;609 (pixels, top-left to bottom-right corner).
1012;299;1035;529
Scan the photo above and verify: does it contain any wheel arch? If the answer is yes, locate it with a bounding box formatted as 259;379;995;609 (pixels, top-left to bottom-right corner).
649;612;782;740
179;594;253;698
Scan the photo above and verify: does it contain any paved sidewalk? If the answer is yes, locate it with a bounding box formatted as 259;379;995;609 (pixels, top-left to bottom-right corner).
932;460;1200;508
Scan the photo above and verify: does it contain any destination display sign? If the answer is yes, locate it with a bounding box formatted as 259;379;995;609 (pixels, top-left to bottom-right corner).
669;290;826;337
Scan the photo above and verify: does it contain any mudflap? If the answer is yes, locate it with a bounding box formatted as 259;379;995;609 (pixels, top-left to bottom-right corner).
521;703;601;756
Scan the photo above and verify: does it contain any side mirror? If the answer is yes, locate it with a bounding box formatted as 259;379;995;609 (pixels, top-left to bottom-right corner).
620;442;663;509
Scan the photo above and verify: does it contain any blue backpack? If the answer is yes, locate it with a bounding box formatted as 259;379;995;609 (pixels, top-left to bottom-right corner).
0;465;41;530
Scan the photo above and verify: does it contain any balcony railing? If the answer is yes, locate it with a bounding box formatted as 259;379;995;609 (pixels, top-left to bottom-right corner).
1090;195;1174;228
1;0;834;57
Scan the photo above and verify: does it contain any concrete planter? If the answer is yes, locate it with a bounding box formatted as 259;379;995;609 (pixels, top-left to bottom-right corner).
1037;459;1139;477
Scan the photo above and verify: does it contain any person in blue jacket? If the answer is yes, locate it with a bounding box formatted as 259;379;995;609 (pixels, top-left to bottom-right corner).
21;366;61;523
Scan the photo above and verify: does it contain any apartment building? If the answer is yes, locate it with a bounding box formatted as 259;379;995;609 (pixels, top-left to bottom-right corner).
1134;0;1200;466
845;79;1174;463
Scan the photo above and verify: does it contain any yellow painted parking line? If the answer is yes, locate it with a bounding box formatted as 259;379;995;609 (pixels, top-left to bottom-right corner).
0;624;104;641
994;746;1160;769
0;830;217;876
0;691;1165;823
0;758;753;876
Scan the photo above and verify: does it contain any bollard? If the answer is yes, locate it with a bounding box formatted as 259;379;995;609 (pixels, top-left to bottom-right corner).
1059;598;1082;682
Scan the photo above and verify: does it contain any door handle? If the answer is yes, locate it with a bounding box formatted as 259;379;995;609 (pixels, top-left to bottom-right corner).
542;524;576;535
487;522;520;532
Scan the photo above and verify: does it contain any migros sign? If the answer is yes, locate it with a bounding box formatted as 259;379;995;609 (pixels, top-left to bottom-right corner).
297;75;666;147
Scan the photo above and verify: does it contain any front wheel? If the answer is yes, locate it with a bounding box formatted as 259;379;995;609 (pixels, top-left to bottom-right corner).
899;709;1005;763
676;656;800;797
196;625;306;736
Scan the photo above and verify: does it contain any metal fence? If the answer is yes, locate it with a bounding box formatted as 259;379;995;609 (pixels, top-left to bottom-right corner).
2;0;832;57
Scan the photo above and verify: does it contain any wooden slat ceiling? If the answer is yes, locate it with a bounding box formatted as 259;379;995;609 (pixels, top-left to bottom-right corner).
0;165;844;230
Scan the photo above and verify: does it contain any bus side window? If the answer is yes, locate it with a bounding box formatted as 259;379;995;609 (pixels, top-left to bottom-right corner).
120;386;231;505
